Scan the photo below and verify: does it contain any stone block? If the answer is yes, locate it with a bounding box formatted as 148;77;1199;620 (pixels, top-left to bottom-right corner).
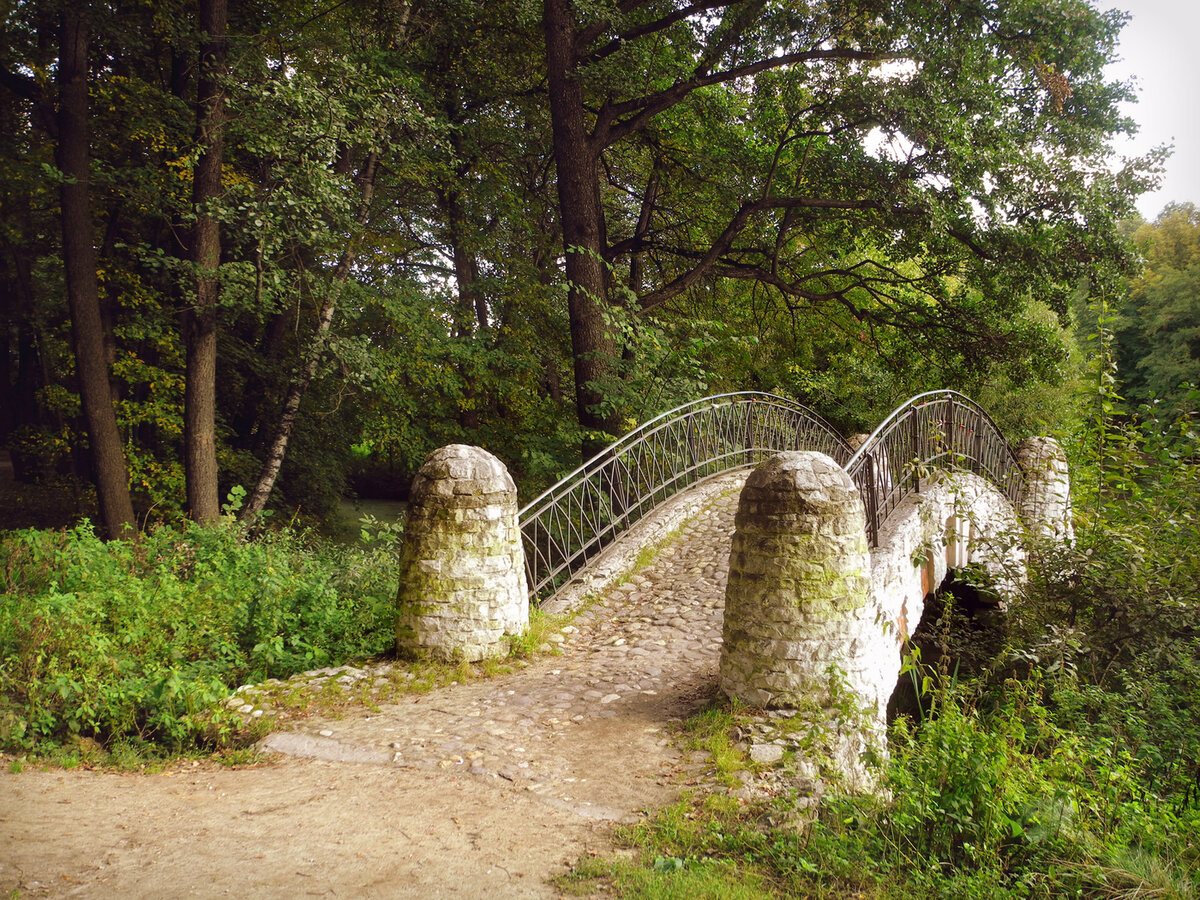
720;452;881;789
396;445;529;661
1017;436;1073;542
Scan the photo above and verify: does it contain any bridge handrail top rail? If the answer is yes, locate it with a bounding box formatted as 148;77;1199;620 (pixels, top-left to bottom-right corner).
845;389;1015;474
518;391;850;519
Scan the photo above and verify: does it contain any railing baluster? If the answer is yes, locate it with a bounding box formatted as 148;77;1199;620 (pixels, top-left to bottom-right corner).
517;393;852;601
845;390;1025;551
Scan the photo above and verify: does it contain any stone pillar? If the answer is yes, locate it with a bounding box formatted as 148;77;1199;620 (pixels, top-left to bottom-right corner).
1016;437;1073;542
719;452;882;788
395;445;528;661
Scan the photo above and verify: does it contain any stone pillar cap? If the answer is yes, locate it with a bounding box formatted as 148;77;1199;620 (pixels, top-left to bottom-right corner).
412;444;516;496
744;451;855;500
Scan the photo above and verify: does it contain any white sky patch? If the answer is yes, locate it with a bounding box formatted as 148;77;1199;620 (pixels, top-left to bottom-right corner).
864;125;916;163
866;58;919;83
1103;0;1200;218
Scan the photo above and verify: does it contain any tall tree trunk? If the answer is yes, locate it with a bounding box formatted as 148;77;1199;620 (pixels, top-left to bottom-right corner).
57;8;135;538
240;152;379;521
439;185;484;429
184;0;228;524
543;0;620;459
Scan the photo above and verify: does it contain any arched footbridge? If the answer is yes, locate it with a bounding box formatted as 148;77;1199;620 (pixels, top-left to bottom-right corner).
396;390;1071;786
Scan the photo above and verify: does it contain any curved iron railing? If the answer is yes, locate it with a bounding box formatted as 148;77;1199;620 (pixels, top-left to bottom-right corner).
845;390;1025;547
518;393;853;601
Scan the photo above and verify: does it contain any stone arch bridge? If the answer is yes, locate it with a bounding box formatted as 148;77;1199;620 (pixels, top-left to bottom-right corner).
395;391;1072;785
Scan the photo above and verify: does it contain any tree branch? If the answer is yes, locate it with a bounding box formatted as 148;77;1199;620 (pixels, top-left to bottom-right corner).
581;1;738;65
638;196;900;310
0;67;38;100
595;47;907;148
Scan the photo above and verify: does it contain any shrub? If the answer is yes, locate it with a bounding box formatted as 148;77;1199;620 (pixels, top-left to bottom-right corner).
0;517;397;753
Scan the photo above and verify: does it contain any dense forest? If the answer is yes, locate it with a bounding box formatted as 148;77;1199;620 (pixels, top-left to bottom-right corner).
2;1;1199;897
0;0;1164;534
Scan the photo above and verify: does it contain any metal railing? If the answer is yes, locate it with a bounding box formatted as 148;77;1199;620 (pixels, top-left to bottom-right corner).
845;390;1025;547
518;393;853;601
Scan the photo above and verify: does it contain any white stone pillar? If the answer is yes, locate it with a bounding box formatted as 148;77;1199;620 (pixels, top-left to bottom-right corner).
719;451;882;788
395;445;528;661
1016;437;1073;542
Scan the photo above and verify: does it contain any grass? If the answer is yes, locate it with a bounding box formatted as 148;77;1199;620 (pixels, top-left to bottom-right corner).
558;787;825;900
559;678;1200;900
554;853;771;900
1063;849;1199;900
0;647;539;772
679;702;748;788
0;509;590;766
552;699;797;899
1;584;579;770
506;606;570;658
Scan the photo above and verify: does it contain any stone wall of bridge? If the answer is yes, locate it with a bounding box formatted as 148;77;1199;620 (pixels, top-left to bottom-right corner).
719;439;1071;790
869;468;1025;656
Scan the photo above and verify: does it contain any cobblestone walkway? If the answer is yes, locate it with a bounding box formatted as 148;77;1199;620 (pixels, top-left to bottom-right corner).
260;475;747;822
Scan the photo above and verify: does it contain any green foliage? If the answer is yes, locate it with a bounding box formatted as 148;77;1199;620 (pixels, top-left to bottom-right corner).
572;672;1198;900
2;0;1154;526
0;518;398;753
1116;203;1200;409
503;608;560;659
681;704;747;789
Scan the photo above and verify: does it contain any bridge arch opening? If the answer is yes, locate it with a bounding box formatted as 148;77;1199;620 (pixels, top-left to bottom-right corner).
886;566;1008;724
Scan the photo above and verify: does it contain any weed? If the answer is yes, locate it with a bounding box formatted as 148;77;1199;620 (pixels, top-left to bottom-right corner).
551;854;614;896
215;747;270;768
506;606;580;659
679;702;746;787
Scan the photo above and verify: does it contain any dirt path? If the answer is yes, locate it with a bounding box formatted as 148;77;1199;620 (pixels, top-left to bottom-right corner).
0;482;744;899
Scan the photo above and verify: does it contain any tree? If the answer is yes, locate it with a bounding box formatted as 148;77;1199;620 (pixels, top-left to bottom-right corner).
1117;203;1200;407
55;6;135;537
0;0;1161;529
240;151;380;520
538;0;1155;454
183;0;228;524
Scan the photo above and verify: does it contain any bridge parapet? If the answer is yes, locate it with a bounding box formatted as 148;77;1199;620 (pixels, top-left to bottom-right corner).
518;392;852;602
846;391;1026;547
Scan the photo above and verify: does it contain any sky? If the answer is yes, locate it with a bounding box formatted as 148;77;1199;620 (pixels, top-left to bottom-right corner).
1102;0;1200;219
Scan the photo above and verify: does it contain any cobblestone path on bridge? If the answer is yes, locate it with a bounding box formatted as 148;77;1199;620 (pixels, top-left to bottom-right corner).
261;475;746;823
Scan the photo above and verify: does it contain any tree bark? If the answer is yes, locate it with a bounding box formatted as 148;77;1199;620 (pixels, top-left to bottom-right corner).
438;184;485;429
240;152;379;521
543;0;621;459
184;0;228;524
56;8;135;538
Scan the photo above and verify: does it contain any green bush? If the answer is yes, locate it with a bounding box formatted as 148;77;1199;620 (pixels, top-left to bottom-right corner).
0;517;398;753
